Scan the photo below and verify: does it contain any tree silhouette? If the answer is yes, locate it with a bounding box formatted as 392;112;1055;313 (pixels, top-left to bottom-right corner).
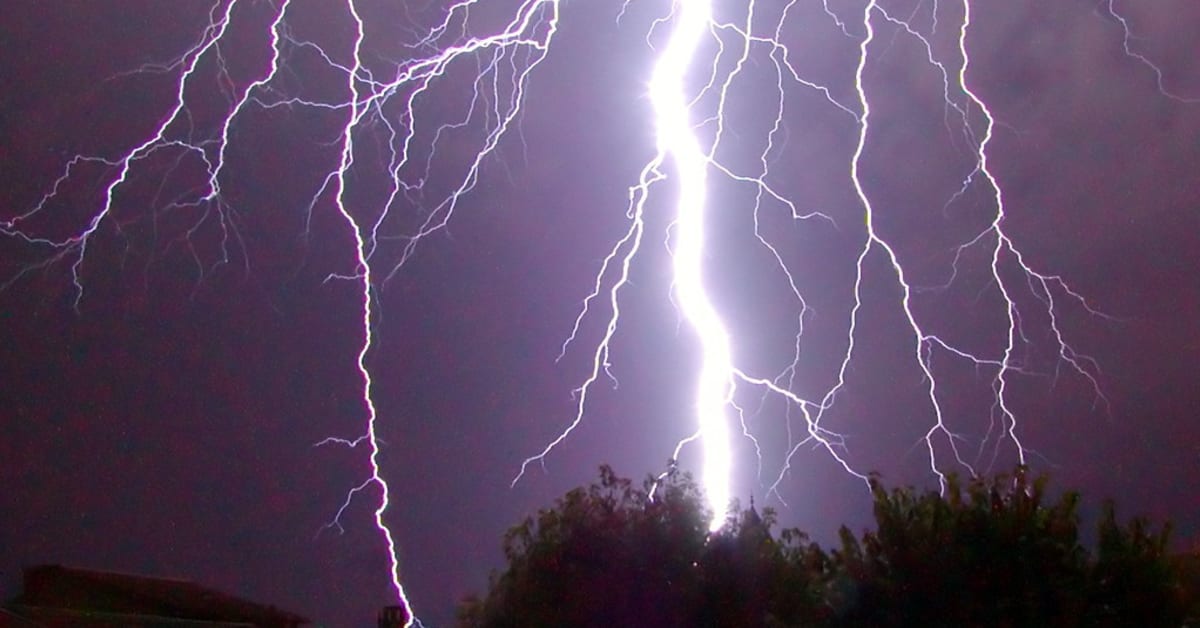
456;465;709;627
1086;499;1183;626
828;469;1089;627
693;501;830;627
457;465;1186;628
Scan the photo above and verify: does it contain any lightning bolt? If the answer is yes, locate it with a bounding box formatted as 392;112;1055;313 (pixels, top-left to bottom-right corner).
525;0;1111;528
1103;0;1200;104
648;0;734;530
4;0;1191;623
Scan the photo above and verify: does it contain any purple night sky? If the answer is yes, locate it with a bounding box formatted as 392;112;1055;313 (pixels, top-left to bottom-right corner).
2;1;1198;626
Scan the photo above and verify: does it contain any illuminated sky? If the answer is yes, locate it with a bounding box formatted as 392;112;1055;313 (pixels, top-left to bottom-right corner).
2;1;1198;626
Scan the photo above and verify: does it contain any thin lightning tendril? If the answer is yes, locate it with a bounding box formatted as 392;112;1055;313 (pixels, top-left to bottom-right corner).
4;0;1192;622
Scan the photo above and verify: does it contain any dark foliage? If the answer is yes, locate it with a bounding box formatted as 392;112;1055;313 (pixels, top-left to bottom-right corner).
457;466;1186;628
692;502;830;627
455;465;710;627
834;471;1080;626
1176;551;1200;626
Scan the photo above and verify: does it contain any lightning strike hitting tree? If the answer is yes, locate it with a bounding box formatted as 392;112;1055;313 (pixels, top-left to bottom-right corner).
3;0;1190;624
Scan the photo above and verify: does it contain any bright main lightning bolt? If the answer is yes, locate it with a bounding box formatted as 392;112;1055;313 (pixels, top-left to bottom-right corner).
515;0;736;530
649;0;734;530
7;0;1189;623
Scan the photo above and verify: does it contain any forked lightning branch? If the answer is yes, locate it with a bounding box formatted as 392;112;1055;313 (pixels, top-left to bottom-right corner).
8;0;1182;624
